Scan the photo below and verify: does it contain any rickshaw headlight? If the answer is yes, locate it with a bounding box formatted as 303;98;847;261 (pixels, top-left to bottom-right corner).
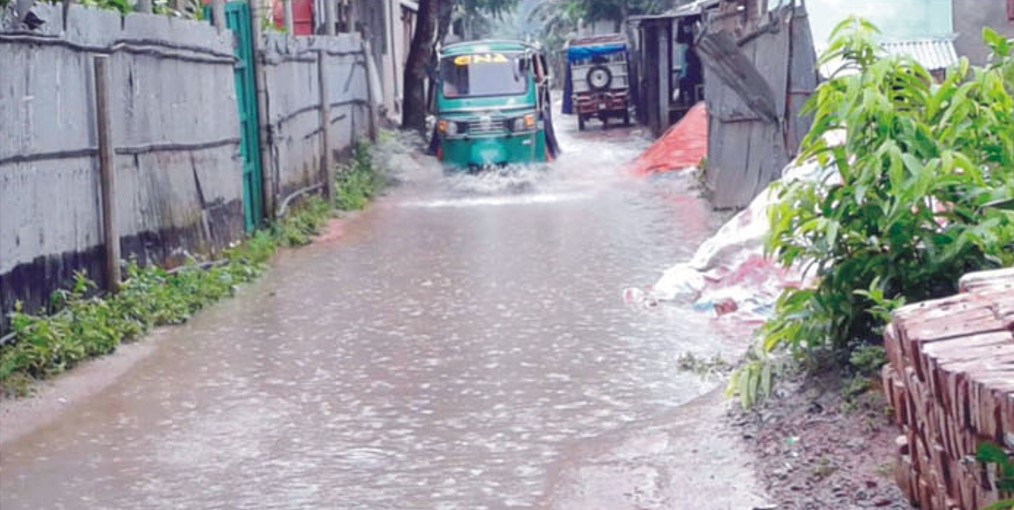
511;114;536;132
437;119;459;136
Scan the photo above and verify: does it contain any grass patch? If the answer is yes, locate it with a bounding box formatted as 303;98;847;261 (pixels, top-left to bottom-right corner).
335;142;385;211
1;139;386;396
676;352;733;376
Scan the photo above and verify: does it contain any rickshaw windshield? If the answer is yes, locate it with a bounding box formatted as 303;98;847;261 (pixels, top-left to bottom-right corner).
440;52;528;99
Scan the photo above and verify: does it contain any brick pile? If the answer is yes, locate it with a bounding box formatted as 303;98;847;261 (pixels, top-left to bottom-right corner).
882;267;1014;510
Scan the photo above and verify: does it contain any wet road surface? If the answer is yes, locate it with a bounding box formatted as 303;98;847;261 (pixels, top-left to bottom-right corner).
1;118;753;509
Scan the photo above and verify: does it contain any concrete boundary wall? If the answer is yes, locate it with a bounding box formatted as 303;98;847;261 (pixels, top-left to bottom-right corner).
0;4;244;333
260;33;372;207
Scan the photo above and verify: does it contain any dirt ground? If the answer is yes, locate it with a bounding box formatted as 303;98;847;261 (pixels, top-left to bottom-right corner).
729;371;913;509
544;388;771;510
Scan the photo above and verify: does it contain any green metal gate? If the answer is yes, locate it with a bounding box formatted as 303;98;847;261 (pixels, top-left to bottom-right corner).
212;2;263;232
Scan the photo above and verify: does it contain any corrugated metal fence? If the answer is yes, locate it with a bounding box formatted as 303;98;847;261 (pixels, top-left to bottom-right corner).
0;4;377;333
0;5;245;330
698;1;816;209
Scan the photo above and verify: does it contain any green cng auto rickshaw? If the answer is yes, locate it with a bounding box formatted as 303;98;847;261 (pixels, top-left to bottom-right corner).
432;40;560;171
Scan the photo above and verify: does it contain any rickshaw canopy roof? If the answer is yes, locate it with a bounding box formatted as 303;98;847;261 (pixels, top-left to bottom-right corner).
440;40;540;58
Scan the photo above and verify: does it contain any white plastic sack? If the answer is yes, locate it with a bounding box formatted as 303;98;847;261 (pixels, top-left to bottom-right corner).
650;263;707;301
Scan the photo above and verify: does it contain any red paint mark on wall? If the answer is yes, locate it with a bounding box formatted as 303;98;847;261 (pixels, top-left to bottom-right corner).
272;0;314;35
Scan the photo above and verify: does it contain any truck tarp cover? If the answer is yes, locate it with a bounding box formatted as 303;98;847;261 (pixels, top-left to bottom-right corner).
565;44;626;61
629;102;707;175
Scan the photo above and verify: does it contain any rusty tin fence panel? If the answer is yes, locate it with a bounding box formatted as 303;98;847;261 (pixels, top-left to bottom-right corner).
698;2;816;209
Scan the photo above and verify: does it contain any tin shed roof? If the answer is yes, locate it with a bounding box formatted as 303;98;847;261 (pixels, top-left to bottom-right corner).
628;0;718;23
881;38;959;71
817;37;959;78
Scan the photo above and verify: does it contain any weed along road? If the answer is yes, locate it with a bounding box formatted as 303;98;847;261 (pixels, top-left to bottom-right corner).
0;121;766;509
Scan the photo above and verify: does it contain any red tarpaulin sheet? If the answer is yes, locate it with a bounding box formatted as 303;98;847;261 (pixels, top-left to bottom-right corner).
630;102;708;175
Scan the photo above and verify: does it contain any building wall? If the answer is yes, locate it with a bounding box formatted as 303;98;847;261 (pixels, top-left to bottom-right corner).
586;20;619;36
379;0;416;122
953;0;1014;65
0;4;244;330
807;0;954;46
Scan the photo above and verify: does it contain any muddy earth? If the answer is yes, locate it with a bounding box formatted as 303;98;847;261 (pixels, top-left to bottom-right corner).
731;370;910;510
0;116;771;509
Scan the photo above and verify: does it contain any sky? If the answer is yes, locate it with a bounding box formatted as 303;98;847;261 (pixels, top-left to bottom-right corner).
805;0;955;46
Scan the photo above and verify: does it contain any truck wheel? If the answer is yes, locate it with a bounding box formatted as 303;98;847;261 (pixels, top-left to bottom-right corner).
586;65;613;92
578;115;586;131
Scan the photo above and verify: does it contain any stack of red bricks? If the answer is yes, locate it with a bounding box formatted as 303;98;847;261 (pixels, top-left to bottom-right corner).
882;267;1014;510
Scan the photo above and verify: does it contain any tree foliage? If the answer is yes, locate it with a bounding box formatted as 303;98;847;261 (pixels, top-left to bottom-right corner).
578;0;672;25
729;19;1014;408
459;0;516;19
526;0;672;55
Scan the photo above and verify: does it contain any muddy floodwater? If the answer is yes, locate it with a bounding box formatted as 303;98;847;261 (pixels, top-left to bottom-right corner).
0;119;743;509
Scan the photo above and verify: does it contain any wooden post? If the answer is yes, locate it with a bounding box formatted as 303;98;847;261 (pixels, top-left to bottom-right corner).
136;0;152;14
657;28;668;136
212;0;225;33
324;0;336;35
318;52;334;201
362;37;378;142
93;56;120;292
282;0;293;33
345;0;356;34
248;0;275;220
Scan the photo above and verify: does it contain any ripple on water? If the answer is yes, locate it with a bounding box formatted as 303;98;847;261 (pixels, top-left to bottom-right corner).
0;125;731;510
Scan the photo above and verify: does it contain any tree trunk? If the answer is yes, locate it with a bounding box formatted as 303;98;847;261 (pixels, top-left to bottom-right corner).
402;0;441;132
436;0;453;44
618;0;630;38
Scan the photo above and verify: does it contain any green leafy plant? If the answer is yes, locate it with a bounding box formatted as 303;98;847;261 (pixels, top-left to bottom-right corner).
729;20;1014;406
273;195;332;246
980;501;1014;510
977;442;1014;509
74;0;132;15
727;344;776;409
0;195;338;396
848;344;887;378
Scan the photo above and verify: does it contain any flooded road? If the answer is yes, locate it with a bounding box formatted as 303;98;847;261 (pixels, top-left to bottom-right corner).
1;118;751;509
